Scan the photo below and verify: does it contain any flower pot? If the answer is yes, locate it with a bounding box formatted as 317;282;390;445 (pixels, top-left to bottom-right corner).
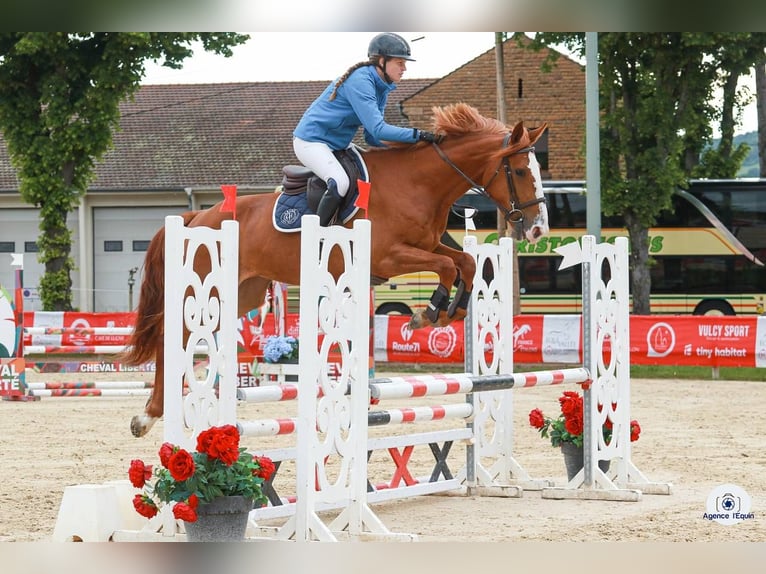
560;442;610;482
184;495;253;542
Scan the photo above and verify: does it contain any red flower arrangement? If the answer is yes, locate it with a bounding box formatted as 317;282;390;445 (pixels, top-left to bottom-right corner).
128;424;275;523
528;391;641;448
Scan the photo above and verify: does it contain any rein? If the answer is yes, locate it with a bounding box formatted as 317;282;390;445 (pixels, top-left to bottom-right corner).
431;133;545;224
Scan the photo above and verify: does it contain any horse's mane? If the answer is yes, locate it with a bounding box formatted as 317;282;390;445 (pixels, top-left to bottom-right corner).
433;103;537;162
374;103;510;152
431;103;507;137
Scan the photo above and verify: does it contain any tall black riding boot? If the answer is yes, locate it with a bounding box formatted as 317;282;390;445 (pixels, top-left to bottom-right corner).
316;179;342;226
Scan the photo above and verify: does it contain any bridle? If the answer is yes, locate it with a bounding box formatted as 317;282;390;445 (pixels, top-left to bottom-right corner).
431;133;545;224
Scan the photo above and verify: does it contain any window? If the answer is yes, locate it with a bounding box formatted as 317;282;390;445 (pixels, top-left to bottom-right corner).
132;240;150;252
104;240;123;252
24;241;38;253
0;241;14;253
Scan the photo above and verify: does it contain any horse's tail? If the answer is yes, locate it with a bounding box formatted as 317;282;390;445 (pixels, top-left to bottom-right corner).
121;212;198;365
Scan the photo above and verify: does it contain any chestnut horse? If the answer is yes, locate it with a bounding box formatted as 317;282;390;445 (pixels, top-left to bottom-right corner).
123;103;549;437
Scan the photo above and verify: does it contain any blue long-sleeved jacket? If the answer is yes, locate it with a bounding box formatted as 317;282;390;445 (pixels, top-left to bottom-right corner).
294;65;418;149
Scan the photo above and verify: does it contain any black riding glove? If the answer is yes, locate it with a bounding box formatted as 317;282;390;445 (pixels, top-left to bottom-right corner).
415;129;443;144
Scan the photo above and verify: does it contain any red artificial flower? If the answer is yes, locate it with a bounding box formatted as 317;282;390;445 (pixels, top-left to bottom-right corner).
158;442;175;468
564;412;583;437
132;494;158;519
128;459;153;488
167;448;195;481
172;500;198;522
559;391;582;419
188;493;199;510
528;408;546;430
630;419;641;442
197;425;240;465
210;428;241;465
254;456;276;481
196;427;216;456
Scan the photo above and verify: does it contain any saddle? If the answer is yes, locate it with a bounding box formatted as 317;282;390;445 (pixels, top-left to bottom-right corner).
280;148;363;214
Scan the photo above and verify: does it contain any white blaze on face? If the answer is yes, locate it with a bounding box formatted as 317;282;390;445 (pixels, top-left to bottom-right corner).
524;150;549;243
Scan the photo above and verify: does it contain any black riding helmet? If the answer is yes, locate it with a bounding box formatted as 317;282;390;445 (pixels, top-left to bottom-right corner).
368;32;415;61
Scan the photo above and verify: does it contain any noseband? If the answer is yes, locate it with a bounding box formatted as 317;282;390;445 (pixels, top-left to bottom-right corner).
431;133;545;224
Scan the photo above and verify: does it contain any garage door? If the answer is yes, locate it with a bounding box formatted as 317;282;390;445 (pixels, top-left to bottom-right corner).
93;206;185;312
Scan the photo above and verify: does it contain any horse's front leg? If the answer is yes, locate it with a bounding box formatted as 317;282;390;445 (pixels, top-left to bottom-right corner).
409;247;475;329
436;244;475;322
130;343;164;437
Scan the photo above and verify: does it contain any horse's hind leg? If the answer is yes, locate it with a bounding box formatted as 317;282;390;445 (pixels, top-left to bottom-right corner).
129;275;272;437
130;345;164;437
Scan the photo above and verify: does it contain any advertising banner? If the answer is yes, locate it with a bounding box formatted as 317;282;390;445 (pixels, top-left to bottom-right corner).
630;315;766;368
22;311;766;370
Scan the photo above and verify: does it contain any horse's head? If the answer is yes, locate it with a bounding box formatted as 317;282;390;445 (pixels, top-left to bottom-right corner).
488;121;549;243
428;104;549;244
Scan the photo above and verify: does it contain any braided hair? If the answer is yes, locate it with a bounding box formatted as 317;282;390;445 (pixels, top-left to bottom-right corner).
328;57;378;101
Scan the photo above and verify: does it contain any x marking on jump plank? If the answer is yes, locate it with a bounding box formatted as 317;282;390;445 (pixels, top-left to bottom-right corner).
261;460;282;506
388;445;417;487
428;441;454;482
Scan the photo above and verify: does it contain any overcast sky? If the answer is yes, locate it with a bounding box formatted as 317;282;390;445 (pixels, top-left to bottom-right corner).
142;32;497;83
142;32;758;136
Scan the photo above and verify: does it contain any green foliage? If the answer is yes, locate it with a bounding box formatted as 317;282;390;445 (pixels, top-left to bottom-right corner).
38;269;74;310
153;449;269;506
525;32;766;314
0;32;248;310
695;141;752;178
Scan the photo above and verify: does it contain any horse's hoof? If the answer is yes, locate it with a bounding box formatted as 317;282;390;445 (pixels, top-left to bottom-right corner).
130;415;148;438
408;312;427;330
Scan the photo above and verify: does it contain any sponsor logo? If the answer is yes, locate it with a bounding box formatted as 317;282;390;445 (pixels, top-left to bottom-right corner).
428;326;457;358
513;323;534;351
698;324;750;338
67;318;92;346
279;208;301;226
646;322;674;358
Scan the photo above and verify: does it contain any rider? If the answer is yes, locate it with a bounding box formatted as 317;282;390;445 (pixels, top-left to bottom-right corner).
293;32;442;226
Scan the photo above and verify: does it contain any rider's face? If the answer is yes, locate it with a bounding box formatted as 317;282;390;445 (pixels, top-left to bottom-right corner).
378;57;407;82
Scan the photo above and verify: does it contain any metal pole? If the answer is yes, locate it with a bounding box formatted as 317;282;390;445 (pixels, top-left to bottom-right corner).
585;32;601;241
464;263;476;488
582;236;594;487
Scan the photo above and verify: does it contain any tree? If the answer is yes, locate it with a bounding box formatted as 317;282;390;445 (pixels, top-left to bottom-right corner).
692;35;766;178
526;33;766;314
0;32;248;310
757;57;766;177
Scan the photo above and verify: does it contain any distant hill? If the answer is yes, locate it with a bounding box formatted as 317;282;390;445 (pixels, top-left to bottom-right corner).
734;131;760;177
712;131;760;177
